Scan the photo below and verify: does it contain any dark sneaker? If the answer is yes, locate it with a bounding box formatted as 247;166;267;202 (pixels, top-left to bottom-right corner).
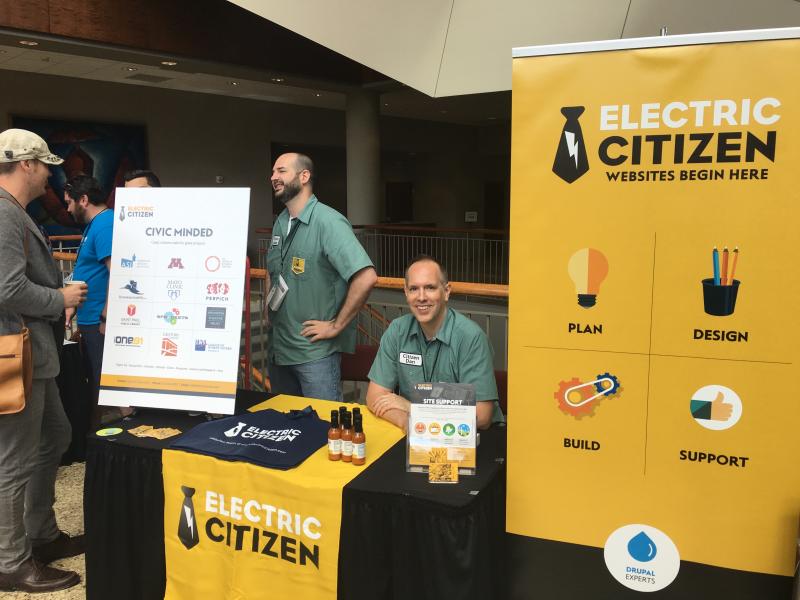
0;556;80;593
32;531;85;564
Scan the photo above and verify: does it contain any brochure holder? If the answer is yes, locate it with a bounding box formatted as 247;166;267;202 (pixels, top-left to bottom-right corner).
406;382;477;476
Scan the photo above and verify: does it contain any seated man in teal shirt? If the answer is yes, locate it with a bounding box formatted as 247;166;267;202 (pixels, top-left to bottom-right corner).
367;255;503;431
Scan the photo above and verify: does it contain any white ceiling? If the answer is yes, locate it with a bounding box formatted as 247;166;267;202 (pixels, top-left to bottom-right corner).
2;1;799;125
0;41;347;110
0;31;511;125
229;0;800;97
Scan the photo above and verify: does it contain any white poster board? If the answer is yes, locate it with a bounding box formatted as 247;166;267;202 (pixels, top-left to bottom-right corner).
99;188;250;414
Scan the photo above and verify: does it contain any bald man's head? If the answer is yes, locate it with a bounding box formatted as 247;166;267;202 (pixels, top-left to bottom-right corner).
271;152;314;204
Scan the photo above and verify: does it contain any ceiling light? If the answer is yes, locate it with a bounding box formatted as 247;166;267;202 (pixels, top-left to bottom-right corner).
488;116;497;120
270;77;285;83
124;66;138;72
160;60;178;66
229;81;240;86
19;40;38;46
314;93;321;97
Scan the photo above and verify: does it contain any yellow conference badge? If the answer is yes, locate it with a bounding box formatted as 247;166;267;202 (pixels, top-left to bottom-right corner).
291;256;305;275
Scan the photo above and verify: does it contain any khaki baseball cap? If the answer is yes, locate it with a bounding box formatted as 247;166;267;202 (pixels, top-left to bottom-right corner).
0;128;64;165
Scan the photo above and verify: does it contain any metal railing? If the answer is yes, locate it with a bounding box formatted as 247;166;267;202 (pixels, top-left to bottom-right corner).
355;225;509;285
49;235;81;253
360;277;509;370
255;224;510;285
53;249;509;391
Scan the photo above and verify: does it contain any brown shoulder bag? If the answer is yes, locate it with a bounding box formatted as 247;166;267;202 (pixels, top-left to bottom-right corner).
0;192;34;414
0;326;32;414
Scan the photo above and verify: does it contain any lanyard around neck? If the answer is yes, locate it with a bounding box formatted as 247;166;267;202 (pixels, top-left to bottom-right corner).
280;216;301;270
419;333;442;382
77;208;109;261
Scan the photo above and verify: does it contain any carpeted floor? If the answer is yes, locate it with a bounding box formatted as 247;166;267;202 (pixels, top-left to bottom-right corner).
0;463;86;600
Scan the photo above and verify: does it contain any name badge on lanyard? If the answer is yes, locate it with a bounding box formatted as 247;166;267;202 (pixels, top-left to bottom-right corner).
399;352;422;366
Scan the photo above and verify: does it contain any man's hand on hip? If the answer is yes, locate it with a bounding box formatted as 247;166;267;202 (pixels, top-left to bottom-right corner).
301;319;340;342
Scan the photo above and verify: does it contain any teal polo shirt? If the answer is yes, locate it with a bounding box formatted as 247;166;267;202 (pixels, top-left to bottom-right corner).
73;208;113;326
266;195;373;365
368;308;504;423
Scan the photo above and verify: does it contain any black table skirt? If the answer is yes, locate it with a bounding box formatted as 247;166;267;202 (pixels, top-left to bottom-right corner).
84;410;210;600
338;428;507;600
83;393;507;600
56;341;91;464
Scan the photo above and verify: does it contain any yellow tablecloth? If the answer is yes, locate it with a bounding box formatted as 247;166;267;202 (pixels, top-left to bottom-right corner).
163;396;404;600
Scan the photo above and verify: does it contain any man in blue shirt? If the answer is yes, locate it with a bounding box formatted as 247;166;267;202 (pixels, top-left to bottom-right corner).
65;175;113;422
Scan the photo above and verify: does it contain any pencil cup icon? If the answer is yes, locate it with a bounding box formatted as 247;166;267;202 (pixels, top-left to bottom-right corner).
701;279;740;316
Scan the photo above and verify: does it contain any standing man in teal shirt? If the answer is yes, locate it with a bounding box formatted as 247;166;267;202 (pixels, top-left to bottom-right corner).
367;255;503;431
266;153;377;400
64;175;113;425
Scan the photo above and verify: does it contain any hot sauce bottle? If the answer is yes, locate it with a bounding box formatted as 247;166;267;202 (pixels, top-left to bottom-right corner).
328;410;341;461
339;406;348;431
352;414;366;466
341;412;354;463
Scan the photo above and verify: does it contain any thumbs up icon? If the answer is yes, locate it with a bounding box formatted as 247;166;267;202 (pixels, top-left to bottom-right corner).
690;385;742;430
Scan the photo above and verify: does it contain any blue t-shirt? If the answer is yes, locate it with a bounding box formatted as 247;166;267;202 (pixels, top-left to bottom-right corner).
73;209;114;326
170;407;329;470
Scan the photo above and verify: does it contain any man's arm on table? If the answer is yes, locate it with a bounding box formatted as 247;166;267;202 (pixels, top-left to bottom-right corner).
475;401;493;431
368;382;493;431
366;381;409;432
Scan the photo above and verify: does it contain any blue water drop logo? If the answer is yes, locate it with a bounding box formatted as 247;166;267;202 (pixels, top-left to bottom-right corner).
627;531;657;562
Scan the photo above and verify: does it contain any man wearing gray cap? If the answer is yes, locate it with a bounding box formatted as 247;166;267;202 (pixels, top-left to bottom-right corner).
0;129;87;593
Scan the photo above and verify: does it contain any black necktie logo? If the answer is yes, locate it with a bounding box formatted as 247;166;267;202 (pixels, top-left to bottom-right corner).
178;485;200;550
553;106;589;183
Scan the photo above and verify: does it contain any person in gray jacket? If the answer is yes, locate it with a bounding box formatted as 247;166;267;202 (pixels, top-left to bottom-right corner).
0;129;88;593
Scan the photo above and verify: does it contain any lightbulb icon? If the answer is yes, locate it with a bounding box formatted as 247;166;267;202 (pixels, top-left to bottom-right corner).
567;248;609;308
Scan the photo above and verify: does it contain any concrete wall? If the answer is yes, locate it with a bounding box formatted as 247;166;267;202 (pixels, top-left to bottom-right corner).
0;69;510;256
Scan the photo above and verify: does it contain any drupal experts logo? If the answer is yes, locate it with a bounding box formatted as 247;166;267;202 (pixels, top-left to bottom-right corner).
604;523;680;592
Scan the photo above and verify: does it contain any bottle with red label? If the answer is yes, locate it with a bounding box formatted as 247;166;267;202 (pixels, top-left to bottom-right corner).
328;410;341;461
341;412;354;463
352;414;366;466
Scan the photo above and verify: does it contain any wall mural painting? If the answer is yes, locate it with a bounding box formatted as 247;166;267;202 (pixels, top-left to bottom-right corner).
11;116;148;242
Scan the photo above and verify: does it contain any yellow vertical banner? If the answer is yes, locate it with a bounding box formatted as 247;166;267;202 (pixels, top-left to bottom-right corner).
508;30;800;593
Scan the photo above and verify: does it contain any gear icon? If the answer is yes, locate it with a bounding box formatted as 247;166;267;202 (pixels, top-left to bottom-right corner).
594;372;621;396
555;377;597;418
